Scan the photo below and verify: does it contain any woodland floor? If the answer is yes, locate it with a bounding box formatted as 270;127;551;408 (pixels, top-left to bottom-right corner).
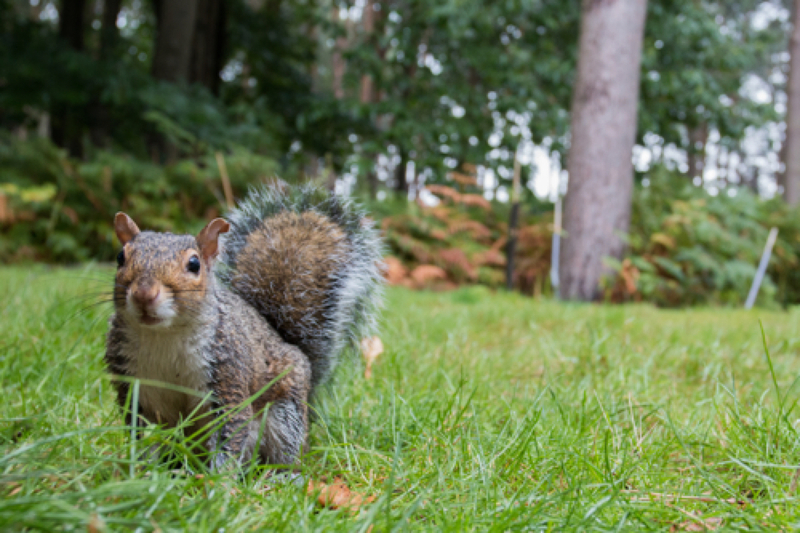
2;266;800;531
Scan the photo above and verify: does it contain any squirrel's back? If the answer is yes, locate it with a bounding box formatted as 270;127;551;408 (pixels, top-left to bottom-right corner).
217;183;384;390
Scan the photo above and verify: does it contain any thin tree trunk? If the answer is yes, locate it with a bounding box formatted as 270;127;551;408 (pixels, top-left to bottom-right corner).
150;0;200;161
784;0;800;205
51;0;86;158
367;171;378;200
687;124;708;181
359;0;375;104
152;0;200;83
331;6;346;99
506;150;522;290
90;0;123;147
361;0;377;200
99;0;122;60
394;150;408;197
560;0;648;301
190;0;226;94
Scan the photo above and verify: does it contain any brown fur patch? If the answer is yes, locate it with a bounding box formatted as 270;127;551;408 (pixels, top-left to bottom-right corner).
230;211;350;347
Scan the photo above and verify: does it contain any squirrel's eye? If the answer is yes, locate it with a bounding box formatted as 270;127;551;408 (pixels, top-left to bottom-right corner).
187;255;201;274
116;250;125;267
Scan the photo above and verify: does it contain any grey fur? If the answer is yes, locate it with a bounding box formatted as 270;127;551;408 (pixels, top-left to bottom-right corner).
104;183;384;468
217;182;385;390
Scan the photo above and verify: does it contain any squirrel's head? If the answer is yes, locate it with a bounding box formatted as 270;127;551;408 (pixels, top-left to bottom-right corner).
112;212;230;329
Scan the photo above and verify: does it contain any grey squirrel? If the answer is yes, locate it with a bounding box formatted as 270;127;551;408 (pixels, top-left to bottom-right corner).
104;183;384;469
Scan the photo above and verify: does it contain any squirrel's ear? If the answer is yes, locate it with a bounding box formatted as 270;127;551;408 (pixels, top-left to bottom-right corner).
114;212;140;245
196;218;230;262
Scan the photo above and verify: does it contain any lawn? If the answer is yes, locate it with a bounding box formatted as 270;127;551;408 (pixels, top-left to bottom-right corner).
2;266;800;531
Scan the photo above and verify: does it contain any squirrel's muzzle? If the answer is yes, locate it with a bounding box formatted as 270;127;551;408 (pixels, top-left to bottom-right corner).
131;282;161;310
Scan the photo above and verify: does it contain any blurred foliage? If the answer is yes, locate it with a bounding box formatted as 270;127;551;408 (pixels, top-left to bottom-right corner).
379;163;800;308
640;0;784;154
380;170;555;295
0;135;279;262
0;0;785;191
605;166;800;307
0;0;798;309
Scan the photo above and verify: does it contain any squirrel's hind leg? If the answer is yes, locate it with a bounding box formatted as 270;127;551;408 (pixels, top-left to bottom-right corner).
257;397;308;466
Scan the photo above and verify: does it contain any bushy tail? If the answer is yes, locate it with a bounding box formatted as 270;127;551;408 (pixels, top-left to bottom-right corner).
217;182;384;391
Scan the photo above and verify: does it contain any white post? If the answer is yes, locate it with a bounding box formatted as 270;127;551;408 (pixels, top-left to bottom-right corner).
550;195;562;294
745;227;779;310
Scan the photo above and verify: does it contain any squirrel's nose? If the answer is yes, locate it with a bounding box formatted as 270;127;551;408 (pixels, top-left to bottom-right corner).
132;284;161;308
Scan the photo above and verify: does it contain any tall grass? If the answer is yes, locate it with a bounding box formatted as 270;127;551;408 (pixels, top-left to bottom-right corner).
2;267;800;530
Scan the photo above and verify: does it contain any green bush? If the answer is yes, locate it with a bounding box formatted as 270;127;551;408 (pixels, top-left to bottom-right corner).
606;166;800;307
0;135;280;263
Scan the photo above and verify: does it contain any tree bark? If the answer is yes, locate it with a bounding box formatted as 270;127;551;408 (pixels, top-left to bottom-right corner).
687;124;708;181
51;0;86;158
784;0;800;205
99;0;122;60
90;0;124;147
559;0;648;301
506;150;522;290
331;6;347;99
189;0;226;94
359;0;375;104
394;150;408;197
152;0;200;83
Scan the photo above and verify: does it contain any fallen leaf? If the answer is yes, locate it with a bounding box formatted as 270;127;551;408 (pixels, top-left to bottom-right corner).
667;505;723;531
87;513;105;533
307;478;375;513
361;336;384;379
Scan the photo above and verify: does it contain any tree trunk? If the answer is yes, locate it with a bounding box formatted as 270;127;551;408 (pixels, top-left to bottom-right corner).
359;0;375;104
51;0;86;158
152;0;200;83
189;0;226;94
784;0;800;205
559;0;648;301
331;6;347;99
394;150;408;197
90;0;124;147
506;150;522;290
687;124;708;181
99;0;122;60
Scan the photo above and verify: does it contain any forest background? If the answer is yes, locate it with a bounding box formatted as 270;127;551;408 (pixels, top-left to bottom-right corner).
3;0;800;308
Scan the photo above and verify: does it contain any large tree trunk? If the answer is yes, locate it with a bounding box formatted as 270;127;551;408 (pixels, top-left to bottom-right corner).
784;0;800;205
559;0;648;301
99;0;122;60
51;0;86;158
189;0;226;94
152;0;200;83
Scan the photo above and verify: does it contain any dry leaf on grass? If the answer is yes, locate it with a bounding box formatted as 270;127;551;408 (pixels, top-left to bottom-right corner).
307;478;375;513
670;517;723;532
360;336;384;379
87;513;106;533
667;506;723;531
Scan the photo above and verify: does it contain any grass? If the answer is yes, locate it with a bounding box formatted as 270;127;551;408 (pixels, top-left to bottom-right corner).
3;265;800;531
